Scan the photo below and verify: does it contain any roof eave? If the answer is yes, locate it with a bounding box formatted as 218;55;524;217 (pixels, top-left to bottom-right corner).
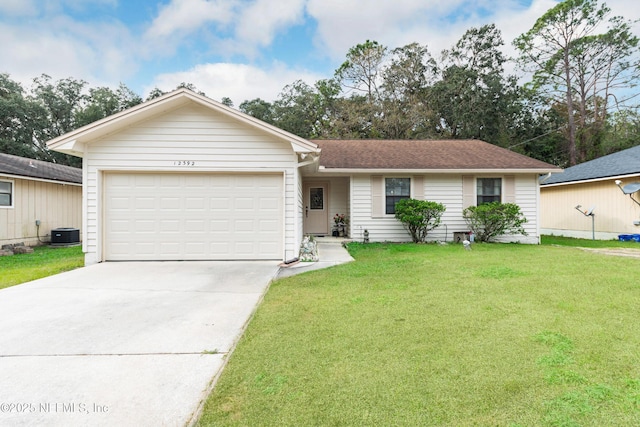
541;172;640;187
318;167;563;174
0;172;82;186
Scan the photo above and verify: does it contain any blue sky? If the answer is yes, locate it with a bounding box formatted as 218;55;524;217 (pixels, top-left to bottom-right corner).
1;0;638;105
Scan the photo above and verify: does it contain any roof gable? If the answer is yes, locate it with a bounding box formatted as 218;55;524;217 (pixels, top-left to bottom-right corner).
47;88;319;157
0;153;82;184
542;144;640;185
313;139;561;172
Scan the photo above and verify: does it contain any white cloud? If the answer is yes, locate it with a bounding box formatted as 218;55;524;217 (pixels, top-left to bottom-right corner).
145;62;324;104
0;14;137;90
144;0;235;41
306;0;468;60
235;0;305;47
0;0;36;16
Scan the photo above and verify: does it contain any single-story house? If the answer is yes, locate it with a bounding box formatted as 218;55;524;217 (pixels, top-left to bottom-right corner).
540;144;640;240
0;153;82;247
46;89;561;265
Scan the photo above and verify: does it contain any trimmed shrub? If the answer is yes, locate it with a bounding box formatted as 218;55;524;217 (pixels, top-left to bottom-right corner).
394;199;446;243
463;202;527;243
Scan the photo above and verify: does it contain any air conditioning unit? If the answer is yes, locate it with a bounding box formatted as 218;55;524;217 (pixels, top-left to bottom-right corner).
51;228;80;245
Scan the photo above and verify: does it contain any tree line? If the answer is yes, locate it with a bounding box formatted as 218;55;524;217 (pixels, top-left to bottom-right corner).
1;0;638;168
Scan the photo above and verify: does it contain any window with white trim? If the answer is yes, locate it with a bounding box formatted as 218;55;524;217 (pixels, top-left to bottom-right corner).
477;178;501;205
385;178;410;214
0;180;13;207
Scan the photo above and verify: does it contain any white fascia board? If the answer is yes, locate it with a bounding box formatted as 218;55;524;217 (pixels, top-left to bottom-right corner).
54;139;85;157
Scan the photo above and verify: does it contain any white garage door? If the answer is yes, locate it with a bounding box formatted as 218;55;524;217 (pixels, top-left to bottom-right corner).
104;173;283;261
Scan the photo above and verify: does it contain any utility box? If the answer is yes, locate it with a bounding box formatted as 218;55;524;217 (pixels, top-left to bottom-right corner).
453;231;471;243
51;228;80;245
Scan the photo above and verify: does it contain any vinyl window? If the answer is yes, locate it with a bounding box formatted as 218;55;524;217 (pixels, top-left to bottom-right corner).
0;180;13;207
385;178;410;214
477;178;501;205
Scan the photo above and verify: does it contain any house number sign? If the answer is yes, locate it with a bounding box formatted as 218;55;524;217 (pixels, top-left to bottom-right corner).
173;161;196;166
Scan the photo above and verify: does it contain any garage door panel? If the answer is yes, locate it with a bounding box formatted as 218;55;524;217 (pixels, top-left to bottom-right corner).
160;220;180;232
105;173;283;261
186;197;205;210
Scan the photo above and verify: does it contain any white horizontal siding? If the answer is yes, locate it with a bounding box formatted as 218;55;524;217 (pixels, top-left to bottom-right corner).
351;175;410;242
424;175;466;242
495;175;539;244
83;103;298;264
350;173;541;244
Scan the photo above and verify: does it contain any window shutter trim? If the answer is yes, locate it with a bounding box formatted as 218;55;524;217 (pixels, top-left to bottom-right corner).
462;175;475;208
504;175;515;203
371;175;383;218
412;175;424;200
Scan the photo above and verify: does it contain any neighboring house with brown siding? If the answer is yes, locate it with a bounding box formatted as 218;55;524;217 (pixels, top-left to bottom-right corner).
0;153;82;247
540;145;640;240
46;89;560;265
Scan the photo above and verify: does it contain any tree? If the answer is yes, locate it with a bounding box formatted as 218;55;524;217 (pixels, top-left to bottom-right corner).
394;199;446;243
429;24;523;145
75;84;143;127
0;74;45;159
74;86;120;127
116;83;143;110
380;43;435;139
514;0;640;165
273;80;320;138
335;40;387;103
28;75;88;166
146;87;166;101
462;202;528;243
334;40;388;138
239;98;275;124
30;74;87;140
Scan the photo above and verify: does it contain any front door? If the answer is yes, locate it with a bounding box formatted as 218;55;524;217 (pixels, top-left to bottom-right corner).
303;182;329;235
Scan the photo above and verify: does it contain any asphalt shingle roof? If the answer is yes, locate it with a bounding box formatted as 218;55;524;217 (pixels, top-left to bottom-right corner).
542;145;640;185
0;153;82;184
312;139;559;170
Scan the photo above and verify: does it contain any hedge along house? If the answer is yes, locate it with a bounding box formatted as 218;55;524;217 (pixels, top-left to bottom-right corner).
540;145;640;240
46;89;560;265
0;153;82;247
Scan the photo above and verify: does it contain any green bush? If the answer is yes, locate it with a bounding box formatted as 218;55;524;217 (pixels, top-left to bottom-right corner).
463;202;528;243
394;199;446;243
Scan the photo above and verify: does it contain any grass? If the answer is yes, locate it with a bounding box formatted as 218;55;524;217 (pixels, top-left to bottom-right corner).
541;234;640;249
0;245;84;290
198;241;640;426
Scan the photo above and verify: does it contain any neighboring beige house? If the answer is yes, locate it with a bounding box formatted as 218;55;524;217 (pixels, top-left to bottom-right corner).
0;153;82;246
540;144;640;239
46;89;560;265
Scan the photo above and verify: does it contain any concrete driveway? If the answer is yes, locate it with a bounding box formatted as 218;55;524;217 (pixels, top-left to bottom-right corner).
0;261;279;427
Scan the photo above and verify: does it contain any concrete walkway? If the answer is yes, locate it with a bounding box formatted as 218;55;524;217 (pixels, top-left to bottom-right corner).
276;238;354;278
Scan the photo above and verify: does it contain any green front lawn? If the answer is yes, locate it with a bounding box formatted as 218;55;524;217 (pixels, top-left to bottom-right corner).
541;234;640;248
0;245;84;290
199;242;640;426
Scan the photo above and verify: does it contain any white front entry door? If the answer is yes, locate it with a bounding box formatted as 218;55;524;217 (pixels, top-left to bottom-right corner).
303;182;328;235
